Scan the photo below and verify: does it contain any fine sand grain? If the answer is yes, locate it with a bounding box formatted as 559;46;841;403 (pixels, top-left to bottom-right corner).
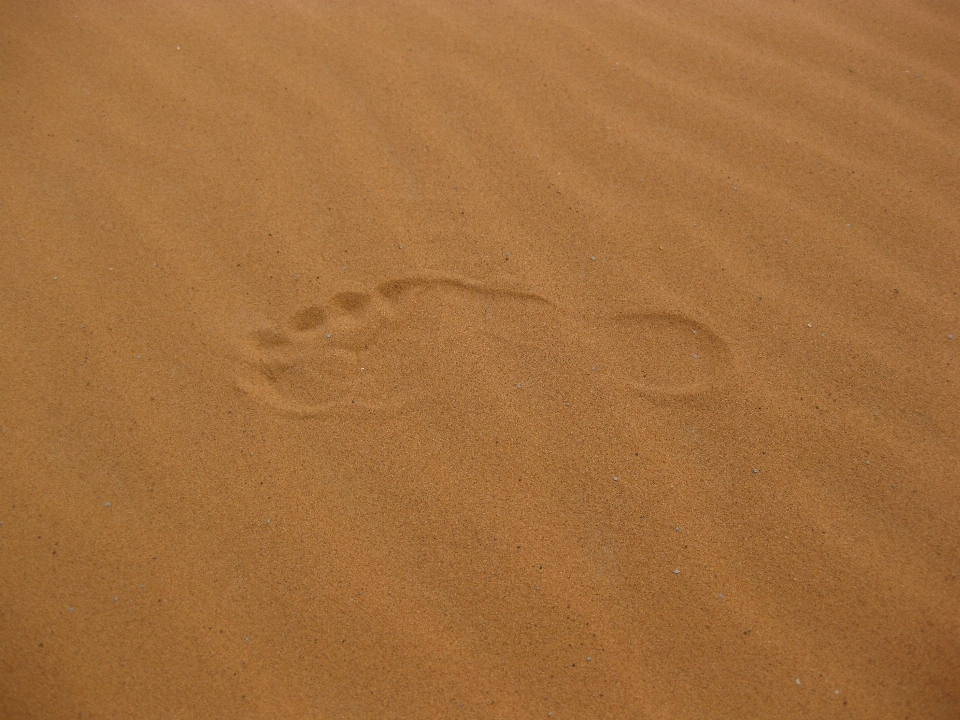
1;2;958;718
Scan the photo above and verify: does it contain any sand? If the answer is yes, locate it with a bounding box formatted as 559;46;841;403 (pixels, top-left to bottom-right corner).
1;1;958;717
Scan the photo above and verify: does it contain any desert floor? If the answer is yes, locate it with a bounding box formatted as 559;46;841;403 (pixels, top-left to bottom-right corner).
1;1;958;718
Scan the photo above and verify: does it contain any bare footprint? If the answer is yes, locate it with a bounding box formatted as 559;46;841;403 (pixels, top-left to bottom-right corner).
596;312;733;397
238;274;733;415
237;287;396;415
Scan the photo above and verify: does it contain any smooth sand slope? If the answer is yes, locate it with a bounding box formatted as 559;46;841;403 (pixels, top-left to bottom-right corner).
1;1;958;718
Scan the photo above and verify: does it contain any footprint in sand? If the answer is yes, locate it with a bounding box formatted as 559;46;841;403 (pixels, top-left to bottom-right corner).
237;274;733;416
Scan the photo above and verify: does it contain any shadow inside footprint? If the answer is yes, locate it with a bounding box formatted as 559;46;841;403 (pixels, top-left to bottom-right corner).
289;305;326;332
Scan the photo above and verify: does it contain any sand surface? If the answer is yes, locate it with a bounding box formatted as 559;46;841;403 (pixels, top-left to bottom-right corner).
2;1;959;717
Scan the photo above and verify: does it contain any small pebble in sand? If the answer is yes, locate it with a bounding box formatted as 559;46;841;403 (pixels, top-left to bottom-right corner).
753;469;759;474
796;678;801;685
104;502;111;507
949;334;954;340
672;569;680;575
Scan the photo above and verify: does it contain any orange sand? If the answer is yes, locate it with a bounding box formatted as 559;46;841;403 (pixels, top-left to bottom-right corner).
1;1;958;717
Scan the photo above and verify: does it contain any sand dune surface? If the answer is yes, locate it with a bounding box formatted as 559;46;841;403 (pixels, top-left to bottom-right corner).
1;1;958;718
